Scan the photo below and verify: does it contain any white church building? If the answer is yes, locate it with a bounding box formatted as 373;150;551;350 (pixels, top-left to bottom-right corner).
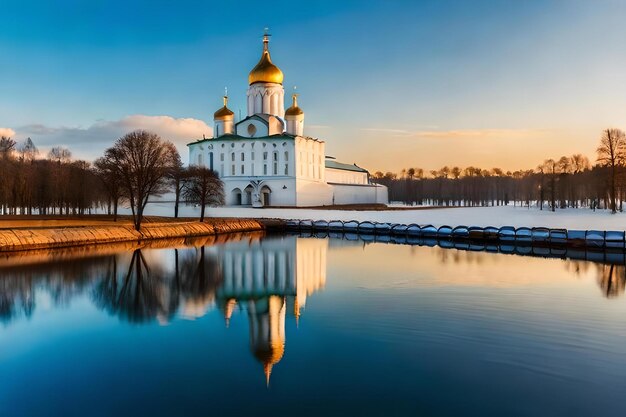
188;33;388;207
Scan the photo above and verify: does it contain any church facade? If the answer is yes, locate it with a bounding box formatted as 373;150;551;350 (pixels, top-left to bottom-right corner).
188;34;388;207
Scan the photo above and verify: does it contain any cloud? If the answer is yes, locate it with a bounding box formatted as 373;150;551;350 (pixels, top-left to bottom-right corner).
103;115;212;141
0;127;16;137
12;115;212;162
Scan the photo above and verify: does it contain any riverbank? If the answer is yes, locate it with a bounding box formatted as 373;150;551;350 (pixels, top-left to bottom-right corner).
0;216;266;252
110;203;626;231
198;206;626;231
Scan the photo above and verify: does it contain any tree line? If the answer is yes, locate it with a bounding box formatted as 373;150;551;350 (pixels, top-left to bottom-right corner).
372;128;626;213
0;130;225;230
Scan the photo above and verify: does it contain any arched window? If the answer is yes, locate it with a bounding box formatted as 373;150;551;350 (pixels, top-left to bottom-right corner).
241;152;245;161
273;151;278;175
231;152;235;162
209;152;214;170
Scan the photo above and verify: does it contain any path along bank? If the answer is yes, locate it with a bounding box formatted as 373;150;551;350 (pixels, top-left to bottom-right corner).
0;218;271;252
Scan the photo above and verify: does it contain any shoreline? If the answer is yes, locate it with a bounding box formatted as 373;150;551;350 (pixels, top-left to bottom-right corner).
2;206;626;253
0;218;270;252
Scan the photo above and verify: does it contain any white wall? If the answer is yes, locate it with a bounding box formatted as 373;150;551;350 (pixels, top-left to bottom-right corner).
329;183;389;205
294;137;325;183
236;116;283;137
325;168;369;185
214;119;234;137
286;114;304;136
295;178;333;206
189;137;295;179
235;118;268;137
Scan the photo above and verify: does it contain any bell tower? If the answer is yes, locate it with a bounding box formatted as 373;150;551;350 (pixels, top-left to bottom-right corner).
247;30;285;118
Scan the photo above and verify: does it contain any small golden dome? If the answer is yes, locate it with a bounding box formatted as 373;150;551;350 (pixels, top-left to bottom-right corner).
285;93;303;117
249;35;284;85
214;95;234;120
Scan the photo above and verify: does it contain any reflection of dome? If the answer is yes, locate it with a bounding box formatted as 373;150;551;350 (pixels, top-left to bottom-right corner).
223;298;237;327
247;295;286;386
249;36;284;85
254;341;285;386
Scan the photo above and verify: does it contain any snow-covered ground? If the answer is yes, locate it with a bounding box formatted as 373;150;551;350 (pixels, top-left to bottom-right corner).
134;203;626;231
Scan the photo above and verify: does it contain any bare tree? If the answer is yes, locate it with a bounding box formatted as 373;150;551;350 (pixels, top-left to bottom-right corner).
169;153;188;219
571;154;590;173
48;147;72;163
0;137;16;214
0;136;16;159
596;128;626;213
46;147;73;214
94;156;122;221
183;166;224;222
542;159;559;212
18;137;38;162
102;130;180;230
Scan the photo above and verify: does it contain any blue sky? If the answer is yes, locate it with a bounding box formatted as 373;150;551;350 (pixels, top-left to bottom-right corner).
1;0;625;171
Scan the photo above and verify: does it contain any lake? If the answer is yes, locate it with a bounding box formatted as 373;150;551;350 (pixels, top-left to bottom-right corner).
1;233;625;416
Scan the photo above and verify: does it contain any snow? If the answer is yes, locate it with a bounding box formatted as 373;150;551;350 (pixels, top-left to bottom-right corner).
137;203;626;231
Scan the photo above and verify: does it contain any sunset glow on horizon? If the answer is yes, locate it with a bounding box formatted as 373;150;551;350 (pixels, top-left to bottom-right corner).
1;0;625;173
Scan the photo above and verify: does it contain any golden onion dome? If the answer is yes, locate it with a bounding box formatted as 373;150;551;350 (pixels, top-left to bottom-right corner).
214;95;234;120
249;35;284;85
285;94;304;117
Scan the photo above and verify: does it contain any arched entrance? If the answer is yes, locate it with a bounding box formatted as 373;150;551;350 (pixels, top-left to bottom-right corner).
231;188;242;205
244;185;254;206
260;185;272;207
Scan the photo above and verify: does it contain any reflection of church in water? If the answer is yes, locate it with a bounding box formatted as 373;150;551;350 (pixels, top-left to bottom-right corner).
212;236;326;384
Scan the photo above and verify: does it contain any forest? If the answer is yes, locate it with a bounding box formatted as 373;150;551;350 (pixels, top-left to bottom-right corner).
0;131;224;229
373;129;626;213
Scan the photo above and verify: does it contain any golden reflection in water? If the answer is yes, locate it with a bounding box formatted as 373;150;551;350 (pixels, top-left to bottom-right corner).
2;234;626;385
213;236;327;384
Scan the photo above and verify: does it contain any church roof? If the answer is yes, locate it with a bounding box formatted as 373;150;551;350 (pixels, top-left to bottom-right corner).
187;133;298;146
236;113;283;127
325;160;369;173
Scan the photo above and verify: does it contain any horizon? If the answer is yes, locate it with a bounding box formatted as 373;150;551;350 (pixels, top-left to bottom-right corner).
2;0;626;172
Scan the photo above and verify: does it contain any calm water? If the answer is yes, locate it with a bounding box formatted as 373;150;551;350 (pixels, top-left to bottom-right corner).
1;234;626;417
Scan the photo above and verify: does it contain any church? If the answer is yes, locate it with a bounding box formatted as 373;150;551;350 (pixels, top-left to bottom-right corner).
187;33;388;207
